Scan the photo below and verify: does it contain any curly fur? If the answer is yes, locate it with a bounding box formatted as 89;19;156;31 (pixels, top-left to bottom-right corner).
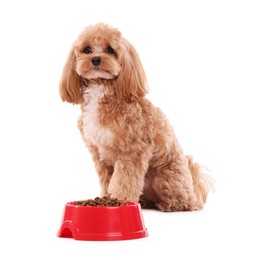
59;23;212;211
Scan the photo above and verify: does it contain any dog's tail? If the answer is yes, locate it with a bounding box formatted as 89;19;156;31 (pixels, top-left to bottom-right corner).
186;155;214;208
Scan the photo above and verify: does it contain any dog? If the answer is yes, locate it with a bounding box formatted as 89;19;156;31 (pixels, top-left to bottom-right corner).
59;23;212;211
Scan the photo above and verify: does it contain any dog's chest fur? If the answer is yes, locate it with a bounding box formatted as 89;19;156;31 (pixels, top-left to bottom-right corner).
81;85;114;149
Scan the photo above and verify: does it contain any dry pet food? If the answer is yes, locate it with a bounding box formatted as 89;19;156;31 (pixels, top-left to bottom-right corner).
74;196;128;207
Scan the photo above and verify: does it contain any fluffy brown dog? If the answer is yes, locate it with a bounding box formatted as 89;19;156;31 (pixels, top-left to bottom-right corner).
59;23;212;211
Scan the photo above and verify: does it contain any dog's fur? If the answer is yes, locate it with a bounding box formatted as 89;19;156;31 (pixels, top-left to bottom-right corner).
59;23;212;211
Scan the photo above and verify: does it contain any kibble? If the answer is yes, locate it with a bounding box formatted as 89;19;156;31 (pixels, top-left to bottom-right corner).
74;196;128;207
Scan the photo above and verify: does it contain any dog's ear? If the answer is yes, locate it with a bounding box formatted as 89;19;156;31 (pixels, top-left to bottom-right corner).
59;48;82;104
116;39;149;101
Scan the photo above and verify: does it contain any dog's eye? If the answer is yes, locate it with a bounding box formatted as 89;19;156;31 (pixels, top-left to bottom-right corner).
83;46;92;54
106;46;115;54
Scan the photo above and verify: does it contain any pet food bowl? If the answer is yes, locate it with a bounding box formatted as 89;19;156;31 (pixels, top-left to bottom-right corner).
57;200;148;241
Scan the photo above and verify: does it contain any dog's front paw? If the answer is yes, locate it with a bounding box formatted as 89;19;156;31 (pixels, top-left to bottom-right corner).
108;190;139;202
100;191;110;198
156;198;192;212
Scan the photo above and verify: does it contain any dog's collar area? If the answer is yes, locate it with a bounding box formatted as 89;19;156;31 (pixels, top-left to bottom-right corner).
81;77;117;90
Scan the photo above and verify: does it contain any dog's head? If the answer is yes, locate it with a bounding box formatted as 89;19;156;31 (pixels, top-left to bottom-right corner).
59;23;148;104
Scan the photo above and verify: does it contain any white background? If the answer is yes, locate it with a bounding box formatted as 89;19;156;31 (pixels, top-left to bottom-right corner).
0;0;259;259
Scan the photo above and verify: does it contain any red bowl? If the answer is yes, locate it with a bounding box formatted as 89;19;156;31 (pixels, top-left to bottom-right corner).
57;200;148;241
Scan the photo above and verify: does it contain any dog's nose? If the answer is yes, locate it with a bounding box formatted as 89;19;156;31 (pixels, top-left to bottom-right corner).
91;56;101;66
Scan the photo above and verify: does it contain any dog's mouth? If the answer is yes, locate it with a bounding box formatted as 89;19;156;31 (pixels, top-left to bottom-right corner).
85;67;116;80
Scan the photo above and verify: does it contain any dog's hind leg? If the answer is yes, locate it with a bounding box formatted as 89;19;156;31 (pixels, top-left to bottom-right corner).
152;162;202;212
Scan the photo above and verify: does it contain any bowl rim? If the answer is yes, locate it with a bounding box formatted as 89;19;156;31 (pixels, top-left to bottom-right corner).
66;199;140;208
